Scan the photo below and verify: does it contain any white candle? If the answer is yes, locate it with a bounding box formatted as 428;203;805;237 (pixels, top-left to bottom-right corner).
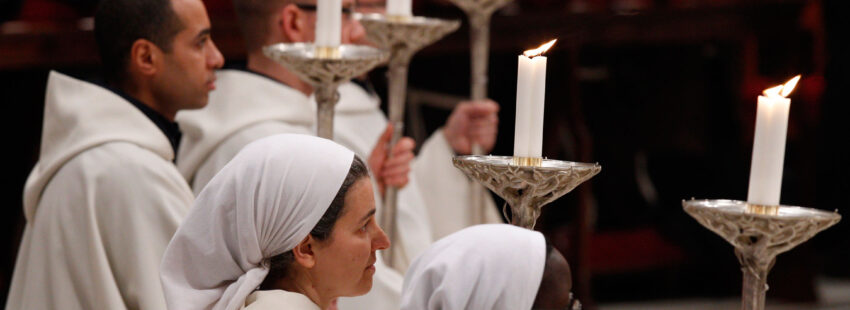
315;0;342;47
747;75;800;206
387;0;412;17
514;39;556;158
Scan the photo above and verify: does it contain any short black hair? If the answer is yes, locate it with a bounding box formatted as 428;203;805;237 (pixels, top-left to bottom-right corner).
260;155;370;288
94;0;184;84
232;0;288;51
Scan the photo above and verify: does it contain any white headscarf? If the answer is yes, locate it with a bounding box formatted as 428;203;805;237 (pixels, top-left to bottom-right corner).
401;224;546;310
160;134;355;310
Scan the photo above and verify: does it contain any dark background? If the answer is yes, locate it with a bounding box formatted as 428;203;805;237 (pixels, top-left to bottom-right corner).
1;0;848;308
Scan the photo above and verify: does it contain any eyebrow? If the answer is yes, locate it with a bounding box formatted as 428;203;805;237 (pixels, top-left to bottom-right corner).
194;28;211;41
294;4;354;14
359;209;377;223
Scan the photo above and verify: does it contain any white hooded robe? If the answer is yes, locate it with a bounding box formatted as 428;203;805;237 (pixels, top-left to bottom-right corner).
6;71;193;310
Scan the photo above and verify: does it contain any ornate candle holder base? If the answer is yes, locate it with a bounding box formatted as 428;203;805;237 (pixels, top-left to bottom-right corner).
452;155;601;229
682;199;841;310
358;14;459;268
358;14;460;131
262;43;388;139
358;14;460;63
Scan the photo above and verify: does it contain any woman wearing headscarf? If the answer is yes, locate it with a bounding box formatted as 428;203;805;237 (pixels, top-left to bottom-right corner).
401;224;578;310
160;134;390;310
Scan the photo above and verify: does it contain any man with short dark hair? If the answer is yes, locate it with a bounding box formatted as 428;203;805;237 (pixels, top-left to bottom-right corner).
6;0;223;308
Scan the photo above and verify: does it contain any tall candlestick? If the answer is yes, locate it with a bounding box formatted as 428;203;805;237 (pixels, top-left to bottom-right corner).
387;0;412;17
747;75;800;206
514;39;556;159
316;0;342;47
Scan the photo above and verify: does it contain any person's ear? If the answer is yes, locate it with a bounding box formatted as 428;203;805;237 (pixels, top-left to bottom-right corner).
292;235;317;269
280;4;307;42
128;39;162;78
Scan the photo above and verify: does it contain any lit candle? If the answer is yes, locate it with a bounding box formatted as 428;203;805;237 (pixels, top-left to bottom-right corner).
514;39;556;159
747;75;800;206
315;0;342;47
387;0;412;17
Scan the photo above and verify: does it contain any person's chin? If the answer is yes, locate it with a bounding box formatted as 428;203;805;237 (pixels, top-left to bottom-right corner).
185;99;208;111
351;277;373;296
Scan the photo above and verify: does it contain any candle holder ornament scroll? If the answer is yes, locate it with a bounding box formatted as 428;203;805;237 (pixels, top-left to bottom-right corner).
359;14;460;267
452;155;600;229
263;43;389;139
682;199;840;310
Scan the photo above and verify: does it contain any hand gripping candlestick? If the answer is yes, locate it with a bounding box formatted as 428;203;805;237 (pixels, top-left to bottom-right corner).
683;200;839;310
358;14;459;267
263;44;388;139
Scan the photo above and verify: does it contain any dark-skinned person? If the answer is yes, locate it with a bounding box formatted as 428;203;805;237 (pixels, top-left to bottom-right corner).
6;0;223;309
160;134;390;310
401;224;579;310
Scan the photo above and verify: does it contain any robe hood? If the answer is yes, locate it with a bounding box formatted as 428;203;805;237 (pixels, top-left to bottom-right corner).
23;71;174;221
176;69;313;181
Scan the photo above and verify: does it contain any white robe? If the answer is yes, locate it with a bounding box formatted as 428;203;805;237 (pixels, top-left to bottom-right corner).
175;70;409;310
240;291;320;310
6;72;193;310
333;83;502;240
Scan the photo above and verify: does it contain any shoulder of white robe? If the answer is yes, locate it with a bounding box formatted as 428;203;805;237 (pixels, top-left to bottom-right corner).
24;71;172;220
175;69;314;181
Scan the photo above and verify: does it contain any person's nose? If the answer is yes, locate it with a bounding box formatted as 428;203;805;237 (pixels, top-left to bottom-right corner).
373;223;390;251
207;39;225;69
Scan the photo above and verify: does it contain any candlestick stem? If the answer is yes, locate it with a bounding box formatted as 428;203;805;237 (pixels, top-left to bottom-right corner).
315;85;340;139
739;250;771;310
382;56;410;267
360;14;460;269
469;12;490;101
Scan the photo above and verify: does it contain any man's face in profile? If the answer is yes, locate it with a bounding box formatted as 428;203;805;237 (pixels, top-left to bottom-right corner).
154;0;224;111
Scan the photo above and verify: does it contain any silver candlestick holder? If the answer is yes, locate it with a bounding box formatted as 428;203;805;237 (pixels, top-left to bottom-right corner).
452;155;601;229
448;0;513;230
359;14;460;267
263;43;388;139
682;199;840;310
448;0;512;101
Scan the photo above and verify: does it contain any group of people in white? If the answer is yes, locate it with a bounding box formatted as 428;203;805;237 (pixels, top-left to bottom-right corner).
6;0;574;309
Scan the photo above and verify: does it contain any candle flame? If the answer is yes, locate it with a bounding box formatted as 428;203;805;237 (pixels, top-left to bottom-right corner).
762;75;801;98
779;75;801;97
763;85;783;97
523;39;557;58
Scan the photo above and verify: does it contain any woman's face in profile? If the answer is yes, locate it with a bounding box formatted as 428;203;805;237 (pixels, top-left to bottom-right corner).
313;178;390;296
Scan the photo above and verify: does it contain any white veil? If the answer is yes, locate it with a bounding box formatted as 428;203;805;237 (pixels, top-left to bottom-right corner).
160;134;354;310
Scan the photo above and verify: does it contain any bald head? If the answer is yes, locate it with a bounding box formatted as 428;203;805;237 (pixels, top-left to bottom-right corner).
532;242;573;310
